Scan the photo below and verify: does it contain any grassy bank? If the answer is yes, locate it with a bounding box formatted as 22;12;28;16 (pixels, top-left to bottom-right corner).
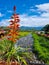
32;32;49;64
19;31;31;38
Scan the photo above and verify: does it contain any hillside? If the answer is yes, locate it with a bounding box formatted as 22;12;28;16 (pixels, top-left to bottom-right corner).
20;26;43;31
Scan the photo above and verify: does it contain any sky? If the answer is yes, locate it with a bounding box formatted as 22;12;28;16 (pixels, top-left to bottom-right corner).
0;0;49;27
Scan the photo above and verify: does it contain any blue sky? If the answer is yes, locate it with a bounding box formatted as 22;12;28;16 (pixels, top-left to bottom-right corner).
0;0;49;27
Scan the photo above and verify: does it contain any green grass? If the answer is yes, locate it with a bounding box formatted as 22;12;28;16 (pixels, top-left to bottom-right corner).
32;32;49;64
0;38;32;65
0;31;32;64
19;31;31;38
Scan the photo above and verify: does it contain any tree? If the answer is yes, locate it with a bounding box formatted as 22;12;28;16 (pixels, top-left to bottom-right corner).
42;24;49;34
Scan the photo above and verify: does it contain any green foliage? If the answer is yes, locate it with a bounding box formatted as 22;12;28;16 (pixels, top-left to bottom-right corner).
32;33;49;64
3;46;31;65
0;38;13;55
42;24;49;33
19;31;31;38
0;38;31;65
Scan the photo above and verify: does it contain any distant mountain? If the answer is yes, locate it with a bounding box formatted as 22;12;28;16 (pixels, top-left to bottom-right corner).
33;27;43;30
0;26;43;31
20;26;43;30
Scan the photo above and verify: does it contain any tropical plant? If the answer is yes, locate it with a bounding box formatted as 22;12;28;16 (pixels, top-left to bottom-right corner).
4;47;31;65
7;6;20;43
0;38;32;65
0;6;32;65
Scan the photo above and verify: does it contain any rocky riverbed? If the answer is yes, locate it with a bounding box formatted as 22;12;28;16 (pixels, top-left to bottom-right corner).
16;34;33;50
15;33;45;65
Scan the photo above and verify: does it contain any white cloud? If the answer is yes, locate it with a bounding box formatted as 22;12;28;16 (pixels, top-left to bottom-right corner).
0;19;10;26
36;3;49;12
0;12;4;17
35;3;49;18
29;3;49;18
0;13;49;27
30;9;36;12
0;3;49;27
19;14;49;27
7;10;13;13
41;12;49;17
29;6;37;12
